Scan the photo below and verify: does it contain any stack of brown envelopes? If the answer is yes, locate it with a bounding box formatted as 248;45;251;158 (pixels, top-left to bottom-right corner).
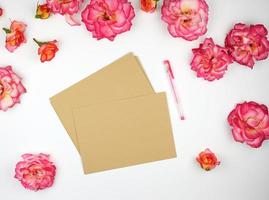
50;53;177;174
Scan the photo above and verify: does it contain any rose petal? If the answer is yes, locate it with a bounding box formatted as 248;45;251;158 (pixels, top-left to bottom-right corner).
65;14;81;26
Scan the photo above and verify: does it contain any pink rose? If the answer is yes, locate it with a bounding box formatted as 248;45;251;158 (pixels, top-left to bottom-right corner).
81;0;135;41
15;153;56;191
0;7;3;16
46;0;84;26
191;38;233;81
228;101;269;148
46;0;83;15
161;0;209;41
0;66;26;111
3;21;27;52
225;23;269;68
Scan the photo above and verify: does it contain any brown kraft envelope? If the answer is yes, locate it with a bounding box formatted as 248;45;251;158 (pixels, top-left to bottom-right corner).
50;53;155;151
73;92;177;174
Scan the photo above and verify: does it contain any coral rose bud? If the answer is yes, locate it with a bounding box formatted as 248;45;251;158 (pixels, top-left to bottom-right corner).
33;38;59;63
3;20;27;52
196;148;220;171
35;3;51;19
141;0;159;13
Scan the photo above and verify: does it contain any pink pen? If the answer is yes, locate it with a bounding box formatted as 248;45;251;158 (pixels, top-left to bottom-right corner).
163;60;185;120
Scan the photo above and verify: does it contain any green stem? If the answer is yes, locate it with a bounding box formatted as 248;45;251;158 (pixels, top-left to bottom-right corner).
2;27;11;34
33;38;46;46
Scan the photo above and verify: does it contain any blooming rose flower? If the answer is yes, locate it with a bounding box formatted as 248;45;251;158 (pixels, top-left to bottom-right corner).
0;66;26;111
190;38;233;81
15;153;56;191
81;0;135;41
3;21;27;52
228;101;269;148
196;148;220;171
33;38;59;62
161;0;209;41
46;0;84;26
46;0;83;15
225;23;269;68
35;3;51;19
141;0;159;13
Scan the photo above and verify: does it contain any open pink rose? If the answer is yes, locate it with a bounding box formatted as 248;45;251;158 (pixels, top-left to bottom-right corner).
46;0;83;15
46;0;84;26
3;21;27;52
161;0;209;41
191;38;233;81
81;0;135;41
15;153;56;191
0;66;26;111
225;23;269;68
228;101;269;148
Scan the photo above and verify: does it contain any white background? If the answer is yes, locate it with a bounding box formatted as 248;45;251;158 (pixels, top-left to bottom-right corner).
1;0;269;199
